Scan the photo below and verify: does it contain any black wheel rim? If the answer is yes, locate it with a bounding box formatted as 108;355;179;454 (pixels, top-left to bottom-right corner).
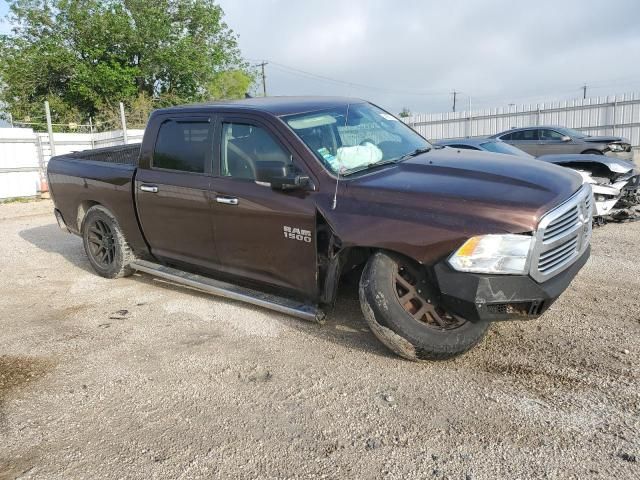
392;261;466;331
87;219;116;268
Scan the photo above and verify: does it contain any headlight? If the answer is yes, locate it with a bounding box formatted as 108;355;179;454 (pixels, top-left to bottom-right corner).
608;143;624;152
448;234;533;275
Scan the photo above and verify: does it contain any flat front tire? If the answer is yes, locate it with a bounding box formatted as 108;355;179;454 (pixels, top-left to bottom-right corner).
359;252;490;361
82;205;135;279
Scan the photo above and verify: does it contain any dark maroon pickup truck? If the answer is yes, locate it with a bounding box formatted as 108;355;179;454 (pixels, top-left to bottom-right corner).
47;97;593;360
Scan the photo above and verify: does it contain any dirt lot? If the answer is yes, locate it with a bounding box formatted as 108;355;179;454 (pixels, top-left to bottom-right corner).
0;200;638;479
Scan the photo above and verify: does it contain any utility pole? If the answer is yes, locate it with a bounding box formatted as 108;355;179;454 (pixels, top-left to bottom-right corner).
257;61;268;97
451;90;458;112
119;102;128;145
582;84;587;99
44;101;56;157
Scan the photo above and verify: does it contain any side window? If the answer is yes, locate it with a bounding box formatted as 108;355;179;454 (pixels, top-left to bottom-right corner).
510;129;538;141
221;122;292;180
153;120;211;173
499;133;513;141
539;129;564;141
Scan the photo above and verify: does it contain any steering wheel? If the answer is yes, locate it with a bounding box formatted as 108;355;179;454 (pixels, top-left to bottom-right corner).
359;139;375;146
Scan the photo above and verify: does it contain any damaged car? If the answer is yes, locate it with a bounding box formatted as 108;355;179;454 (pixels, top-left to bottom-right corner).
490;126;633;160
434;137;640;222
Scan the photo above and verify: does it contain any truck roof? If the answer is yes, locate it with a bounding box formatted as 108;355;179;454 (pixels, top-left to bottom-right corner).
153;96;365;117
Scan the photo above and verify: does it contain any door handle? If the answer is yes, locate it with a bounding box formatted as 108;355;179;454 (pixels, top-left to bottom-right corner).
216;196;239;206
140;184;159;193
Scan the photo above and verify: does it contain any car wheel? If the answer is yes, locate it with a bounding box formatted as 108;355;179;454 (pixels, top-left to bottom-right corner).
581;149;603;155
359;251;490;361
82;205;135;279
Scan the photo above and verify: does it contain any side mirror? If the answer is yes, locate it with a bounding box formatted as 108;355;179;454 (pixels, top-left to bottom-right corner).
255;161;310;191
561;135;571;142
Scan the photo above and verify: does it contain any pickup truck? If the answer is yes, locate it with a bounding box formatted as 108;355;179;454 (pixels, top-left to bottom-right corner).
47;96;593;361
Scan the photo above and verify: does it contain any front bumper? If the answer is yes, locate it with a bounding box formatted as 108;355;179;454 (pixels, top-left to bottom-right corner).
604;150;633;162
433;246;590;322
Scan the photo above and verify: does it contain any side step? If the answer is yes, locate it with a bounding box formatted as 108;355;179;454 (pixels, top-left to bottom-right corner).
129;260;325;323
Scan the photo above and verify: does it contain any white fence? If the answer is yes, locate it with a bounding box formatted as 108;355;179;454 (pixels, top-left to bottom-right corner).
0;128;144;199
404;92;640;147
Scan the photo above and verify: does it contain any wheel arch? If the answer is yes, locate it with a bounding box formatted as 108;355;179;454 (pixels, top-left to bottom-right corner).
77;200;102;231
581;148;604;155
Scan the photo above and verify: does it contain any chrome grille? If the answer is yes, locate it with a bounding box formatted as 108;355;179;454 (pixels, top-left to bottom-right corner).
543;206;579;242
530;184;592;283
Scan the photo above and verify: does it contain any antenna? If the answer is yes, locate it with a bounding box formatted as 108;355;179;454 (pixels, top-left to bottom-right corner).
332;103;350;210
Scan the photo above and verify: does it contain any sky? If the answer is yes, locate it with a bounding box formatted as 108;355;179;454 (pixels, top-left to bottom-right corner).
2;0;640;115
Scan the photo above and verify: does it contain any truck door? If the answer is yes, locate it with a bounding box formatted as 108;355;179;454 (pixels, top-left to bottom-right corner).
135;115;219;269
209;115;319;298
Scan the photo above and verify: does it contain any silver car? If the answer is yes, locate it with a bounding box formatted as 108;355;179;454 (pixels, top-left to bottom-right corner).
490;126;633;161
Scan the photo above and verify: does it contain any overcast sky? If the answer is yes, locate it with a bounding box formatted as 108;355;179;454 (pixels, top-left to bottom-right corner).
2;0;640;114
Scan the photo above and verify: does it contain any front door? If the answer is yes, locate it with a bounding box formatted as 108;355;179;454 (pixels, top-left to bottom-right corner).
135;115;219;269
537;128;577;155
209;115;318;298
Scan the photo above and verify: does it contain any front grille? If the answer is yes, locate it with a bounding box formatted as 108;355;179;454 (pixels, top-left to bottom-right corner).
486;302;545;316
543;206;579;242
538;237;579;273
530;184;593;283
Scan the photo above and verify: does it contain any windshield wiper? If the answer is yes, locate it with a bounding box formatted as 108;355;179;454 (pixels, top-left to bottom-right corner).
400;147;431;161
340;159;399;176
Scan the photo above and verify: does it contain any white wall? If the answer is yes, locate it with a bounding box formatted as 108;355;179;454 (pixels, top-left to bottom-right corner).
0;128;41;199
404;92;640;147
0;128;144;199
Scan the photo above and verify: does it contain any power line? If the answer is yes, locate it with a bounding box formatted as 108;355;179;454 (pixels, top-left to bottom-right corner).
263;60;449;97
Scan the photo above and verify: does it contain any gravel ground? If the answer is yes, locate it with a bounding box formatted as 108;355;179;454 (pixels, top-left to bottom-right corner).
0;200;638;480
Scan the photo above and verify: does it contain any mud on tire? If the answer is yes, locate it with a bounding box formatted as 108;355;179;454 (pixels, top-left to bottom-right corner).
82;205;135;279
359;251;490;361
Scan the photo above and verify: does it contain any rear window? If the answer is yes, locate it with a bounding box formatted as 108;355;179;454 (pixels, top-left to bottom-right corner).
153;120;211;173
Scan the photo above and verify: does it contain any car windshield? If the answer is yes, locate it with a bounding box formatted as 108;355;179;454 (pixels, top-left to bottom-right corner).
283;103;431;175
479;141;533;158
559;127;588;138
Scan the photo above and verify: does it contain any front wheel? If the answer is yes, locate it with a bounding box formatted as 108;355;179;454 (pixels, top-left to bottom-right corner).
359;252;490;361
82;205;135;278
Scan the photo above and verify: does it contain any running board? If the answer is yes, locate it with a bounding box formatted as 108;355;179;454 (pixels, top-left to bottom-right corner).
129;260;325;323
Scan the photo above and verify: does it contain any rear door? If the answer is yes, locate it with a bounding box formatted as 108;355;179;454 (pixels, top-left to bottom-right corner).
135;114;219;269
500;129;539;155
209;114;319;298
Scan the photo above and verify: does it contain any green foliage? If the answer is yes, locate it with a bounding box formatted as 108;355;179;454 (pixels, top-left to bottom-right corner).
208;70;254;101
0;0;252;130
398;107;411;118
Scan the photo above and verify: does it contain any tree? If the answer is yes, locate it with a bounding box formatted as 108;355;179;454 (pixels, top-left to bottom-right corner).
0;0;253;129
398;107;411;118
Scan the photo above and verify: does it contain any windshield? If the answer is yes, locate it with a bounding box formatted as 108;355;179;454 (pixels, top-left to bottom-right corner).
283;103;431;175
480;141;533;158
559;127;588;138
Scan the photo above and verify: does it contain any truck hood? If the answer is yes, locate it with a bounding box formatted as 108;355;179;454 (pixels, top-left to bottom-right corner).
345;148;583;233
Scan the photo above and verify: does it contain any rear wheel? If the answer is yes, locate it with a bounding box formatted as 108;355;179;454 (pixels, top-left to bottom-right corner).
82;206;135;278
359;252;490;361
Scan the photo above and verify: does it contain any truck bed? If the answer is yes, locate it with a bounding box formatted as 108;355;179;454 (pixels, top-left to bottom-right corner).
47;144;148;254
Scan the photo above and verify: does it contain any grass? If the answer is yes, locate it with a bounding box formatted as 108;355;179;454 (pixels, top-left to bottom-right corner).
0;196;43;204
